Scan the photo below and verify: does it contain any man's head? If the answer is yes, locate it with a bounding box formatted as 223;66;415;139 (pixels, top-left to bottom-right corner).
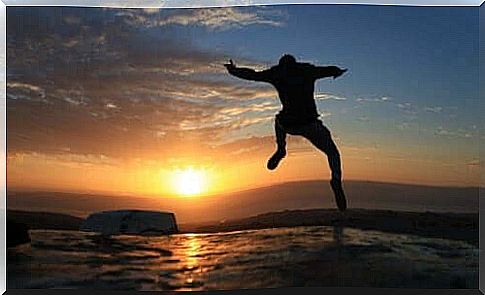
279;54;297;67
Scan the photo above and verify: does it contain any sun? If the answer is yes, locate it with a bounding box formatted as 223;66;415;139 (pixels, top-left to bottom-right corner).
173;167;206;196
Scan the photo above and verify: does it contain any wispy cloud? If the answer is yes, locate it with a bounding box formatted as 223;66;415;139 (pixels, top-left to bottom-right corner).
163;7;285;30
424;106;443;113
434;126;474;139
315;92;347;101
7;82;47;102
466;159;480;167
356;96;391;103
116;7;287;31
397;102;418;116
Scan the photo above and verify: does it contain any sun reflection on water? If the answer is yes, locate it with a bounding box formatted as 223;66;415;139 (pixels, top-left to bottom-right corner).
174;234;205;291
184;234;201;270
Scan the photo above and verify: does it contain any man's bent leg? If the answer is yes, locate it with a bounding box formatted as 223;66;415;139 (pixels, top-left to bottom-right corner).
267;117;287;170
302;121;342;180
301;121;347;211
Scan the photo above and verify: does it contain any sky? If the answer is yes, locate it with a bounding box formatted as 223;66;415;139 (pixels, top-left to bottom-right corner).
6;5;481;198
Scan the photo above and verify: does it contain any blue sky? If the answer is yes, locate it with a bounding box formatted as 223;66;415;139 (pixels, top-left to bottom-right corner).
188;5;480;153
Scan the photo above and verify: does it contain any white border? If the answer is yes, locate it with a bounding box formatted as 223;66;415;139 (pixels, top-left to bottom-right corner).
0;0;482;293
0;1;5;293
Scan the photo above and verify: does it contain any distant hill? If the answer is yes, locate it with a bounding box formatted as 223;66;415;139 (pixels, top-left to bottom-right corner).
7;180;479;224
7;210;84;231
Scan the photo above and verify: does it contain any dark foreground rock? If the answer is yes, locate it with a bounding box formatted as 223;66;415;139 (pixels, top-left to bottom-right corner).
7;220;30;248
183;208;478;246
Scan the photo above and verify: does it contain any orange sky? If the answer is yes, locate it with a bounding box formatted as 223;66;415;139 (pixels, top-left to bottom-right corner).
7;136;480;198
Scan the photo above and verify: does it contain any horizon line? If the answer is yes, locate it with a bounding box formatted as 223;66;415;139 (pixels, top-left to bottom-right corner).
7;178;483;199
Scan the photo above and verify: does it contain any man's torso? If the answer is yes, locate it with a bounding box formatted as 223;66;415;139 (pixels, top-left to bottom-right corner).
267;63;320;127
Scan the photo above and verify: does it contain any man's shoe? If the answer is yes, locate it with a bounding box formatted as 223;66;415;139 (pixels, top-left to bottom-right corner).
267;150;286;170
330;178;347;211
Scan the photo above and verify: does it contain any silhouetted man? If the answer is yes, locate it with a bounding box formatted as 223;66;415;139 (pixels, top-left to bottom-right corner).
225;54;348;211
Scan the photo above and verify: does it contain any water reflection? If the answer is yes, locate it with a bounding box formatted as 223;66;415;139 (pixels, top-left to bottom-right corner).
333;224;344;246
178;234;204;290
8;227;478;290
183;234;201;271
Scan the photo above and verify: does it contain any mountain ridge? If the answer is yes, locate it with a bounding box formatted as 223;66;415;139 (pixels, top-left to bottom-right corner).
8;179;479;224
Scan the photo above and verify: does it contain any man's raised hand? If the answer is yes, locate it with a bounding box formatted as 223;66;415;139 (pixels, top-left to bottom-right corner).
333;68;348;79
224;59;236;71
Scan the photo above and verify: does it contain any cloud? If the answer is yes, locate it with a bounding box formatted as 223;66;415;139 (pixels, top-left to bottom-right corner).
161;7;285;30
434;126;474;139
466;160;480;167
219;100;279;116
315;92;347;101
424;106;443;113
233;115;274;129
396;102;418;116
7;152;119;172
397;122;410;130
6;82;47;102
356;96;391;103
6;7;282;162
115;7;286;31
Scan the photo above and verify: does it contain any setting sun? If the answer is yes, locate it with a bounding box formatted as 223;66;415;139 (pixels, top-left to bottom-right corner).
173;168;206;196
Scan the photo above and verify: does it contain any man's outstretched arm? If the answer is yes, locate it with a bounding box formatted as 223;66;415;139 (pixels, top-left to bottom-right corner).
224;60;272;83
312;65;348;80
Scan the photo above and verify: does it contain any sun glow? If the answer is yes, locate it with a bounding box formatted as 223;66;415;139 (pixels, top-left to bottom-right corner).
173;167;207;196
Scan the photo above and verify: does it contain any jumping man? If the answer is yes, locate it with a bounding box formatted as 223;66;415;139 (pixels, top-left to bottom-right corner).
224;54;348;211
